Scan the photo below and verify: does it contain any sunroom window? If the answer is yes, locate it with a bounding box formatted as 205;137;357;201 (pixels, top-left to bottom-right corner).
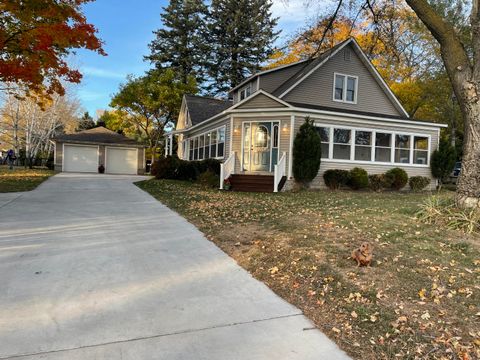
375;133;392;162
395;134;411;163
317;127;330;158
333;128;351;160
354;131;372;161
414;136;429;164
217;127;225;157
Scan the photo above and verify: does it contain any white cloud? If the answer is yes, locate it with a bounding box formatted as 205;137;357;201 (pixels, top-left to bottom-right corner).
81;66;127;80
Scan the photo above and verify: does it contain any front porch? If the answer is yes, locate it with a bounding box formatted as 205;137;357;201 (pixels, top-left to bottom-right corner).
221;118;291;192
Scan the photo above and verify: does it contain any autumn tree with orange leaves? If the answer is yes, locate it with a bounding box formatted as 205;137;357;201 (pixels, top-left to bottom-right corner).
0;0;105;96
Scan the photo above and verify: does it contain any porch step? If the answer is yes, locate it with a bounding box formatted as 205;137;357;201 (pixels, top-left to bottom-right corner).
229;174;287;193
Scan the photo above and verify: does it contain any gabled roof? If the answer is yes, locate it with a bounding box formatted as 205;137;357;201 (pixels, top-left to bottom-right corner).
184;94;232;125
272;39;350;98
228;58;311;94
53;127;143;146
273;38;409;118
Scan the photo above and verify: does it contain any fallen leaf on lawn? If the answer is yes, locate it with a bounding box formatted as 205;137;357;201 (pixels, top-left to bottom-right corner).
418;288;427;301
421;311;431;320
370;315;378;322
269;266;279;274
351;311;358;319
332;327;341;334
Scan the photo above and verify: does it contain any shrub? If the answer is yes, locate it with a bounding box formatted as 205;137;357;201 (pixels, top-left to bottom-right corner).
176;161;198;181
431;139;456;187
293;117;321;186
369;174;386;192
348;167;369;190
385;167;408;190
409;176;431;191
196;158;221;176
152;156;180;179
323;169;350;190
197;170;219;189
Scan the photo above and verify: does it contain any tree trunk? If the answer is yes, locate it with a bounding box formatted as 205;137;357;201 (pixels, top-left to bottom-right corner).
455;90;480;209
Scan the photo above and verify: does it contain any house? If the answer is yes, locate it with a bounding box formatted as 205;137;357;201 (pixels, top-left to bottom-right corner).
167;38;447;192
53;127;146;175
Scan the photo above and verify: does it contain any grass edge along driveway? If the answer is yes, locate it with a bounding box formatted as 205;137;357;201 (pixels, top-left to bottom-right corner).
0;166;55;193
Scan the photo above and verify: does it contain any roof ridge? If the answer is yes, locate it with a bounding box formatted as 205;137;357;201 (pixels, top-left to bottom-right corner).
185;94;231;103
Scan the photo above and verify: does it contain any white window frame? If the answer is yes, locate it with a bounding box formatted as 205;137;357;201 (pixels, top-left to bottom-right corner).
333;72;358;104
239;84;252;101
314;123;431;168
185;125;227;161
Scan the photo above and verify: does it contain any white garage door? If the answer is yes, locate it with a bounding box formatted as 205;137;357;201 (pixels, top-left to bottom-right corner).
64;145;98;173
106;147;138;175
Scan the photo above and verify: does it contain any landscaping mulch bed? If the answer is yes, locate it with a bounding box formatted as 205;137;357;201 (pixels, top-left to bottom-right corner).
137;179;480;360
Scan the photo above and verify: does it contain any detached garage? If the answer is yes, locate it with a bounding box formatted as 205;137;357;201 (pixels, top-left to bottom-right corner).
53;127;146;175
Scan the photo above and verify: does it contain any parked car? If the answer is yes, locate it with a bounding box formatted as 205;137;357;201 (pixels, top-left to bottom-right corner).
449;161;462;184
453;162;462;177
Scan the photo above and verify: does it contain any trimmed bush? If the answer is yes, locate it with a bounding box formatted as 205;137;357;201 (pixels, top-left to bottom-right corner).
196;158;221;176
431;139;456;187
176;161;198;180
197;170;219;189
409;176;431;191
152;156;180;179
323;169;350;190
348;167;369;190
293;117;322;186
369;174;386;192
385;167;408;190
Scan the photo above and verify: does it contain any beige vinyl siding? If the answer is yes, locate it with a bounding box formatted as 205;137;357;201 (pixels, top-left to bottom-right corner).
284;44;401;116
181;118;231;161
236;93;288;109
231;116;291;174
259;62;307;93
294;115;438;190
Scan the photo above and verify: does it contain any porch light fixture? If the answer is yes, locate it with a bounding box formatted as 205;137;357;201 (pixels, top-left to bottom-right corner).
282;123;289;132
234;125;240;133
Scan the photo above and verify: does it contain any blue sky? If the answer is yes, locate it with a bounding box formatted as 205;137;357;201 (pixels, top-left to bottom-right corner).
73;0;317;118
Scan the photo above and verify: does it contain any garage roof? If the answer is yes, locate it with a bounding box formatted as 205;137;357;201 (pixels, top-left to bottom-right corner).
53;127;145;147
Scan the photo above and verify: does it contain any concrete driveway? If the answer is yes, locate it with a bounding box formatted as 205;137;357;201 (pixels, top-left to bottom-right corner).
0;173;350;359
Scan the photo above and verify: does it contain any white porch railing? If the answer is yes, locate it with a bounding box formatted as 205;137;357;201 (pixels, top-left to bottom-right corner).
220;152;235;189
274;152;287;193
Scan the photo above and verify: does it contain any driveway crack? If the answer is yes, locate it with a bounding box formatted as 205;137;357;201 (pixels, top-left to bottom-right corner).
0;313;304;359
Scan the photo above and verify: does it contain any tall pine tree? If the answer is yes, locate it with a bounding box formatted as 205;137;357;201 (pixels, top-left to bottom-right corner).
146;0;208;87
206;0;279;95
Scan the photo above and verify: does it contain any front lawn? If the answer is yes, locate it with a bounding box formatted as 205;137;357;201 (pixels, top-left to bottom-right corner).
0;166;55;193
137;179;480;360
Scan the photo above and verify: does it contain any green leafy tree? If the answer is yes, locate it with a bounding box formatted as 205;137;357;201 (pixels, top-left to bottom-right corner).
292;117;321;187
110;69;196;162
146;0;208;87
206;0;279;94
99;110;139;138
431;139;456;189
76;112;95;131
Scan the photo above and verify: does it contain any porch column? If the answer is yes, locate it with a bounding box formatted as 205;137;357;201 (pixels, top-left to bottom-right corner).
169;134;173;156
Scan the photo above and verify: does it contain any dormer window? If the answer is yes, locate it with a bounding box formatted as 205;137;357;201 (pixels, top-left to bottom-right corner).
333;73;358;104
239;84;252;101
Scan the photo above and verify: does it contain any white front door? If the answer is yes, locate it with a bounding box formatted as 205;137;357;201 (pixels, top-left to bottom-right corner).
63;145;98;173
242;121;280;172
106;147;138;175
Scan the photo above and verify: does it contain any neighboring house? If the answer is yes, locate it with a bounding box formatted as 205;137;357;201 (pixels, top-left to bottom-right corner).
166;38;447;192
53;127;146;175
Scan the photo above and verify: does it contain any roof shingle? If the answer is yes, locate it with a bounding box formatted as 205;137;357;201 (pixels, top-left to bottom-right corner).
184;95;232;125
53;127;144;146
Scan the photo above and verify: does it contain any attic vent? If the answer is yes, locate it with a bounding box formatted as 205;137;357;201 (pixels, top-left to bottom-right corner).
344;49;351;61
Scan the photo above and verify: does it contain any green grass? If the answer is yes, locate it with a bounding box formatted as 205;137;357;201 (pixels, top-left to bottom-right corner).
137;179;480;360
0;166;55;193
